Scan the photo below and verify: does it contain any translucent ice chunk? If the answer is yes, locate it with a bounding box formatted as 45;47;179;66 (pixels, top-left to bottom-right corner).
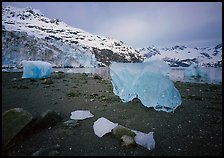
70;110;94;120
22;60;52;79
109;60;182;112
93;117;118;137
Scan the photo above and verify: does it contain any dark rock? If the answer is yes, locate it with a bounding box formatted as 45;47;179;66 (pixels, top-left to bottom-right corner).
66;91;81;97
41;78;53;84
93;74;102;80
2;108;33;148
32;144;60;156
112;125;136;147
121;135;136;147
112;125;136;139
34;110;62;129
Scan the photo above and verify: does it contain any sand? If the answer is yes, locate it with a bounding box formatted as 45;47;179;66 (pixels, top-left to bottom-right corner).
2;72;222;156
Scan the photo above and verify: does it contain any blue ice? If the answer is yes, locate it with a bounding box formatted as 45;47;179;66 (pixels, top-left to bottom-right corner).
109;60;182;112
22;60;52;79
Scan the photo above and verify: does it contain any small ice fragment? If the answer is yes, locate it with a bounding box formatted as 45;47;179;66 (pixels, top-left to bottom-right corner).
67;69;73;73
132;130;155;150
70;110;94;120
93;117;118;137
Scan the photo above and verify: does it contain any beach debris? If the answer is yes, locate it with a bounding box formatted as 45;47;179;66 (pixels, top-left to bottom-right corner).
67;91;81;97
93;117;118;137
90;99;95;102
109;60;182;112
32;144;60;156
2;108;33;148
70;110;94;120
41;78;53;84
22;60;52;79
63;120;80;128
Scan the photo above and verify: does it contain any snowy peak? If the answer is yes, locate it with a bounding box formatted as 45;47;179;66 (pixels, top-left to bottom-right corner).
2;5;143;68
138;44;222;67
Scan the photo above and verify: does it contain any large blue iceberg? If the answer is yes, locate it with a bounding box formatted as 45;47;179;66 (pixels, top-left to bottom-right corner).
109;60;182;112
22;60;52;79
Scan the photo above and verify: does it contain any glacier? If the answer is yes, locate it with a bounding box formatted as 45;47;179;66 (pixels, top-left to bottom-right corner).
22;60;52;79
109;60;182;112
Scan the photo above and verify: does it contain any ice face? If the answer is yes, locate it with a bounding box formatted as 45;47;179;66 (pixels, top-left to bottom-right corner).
109;60;182;112
93;117;118;138
22;60;52;79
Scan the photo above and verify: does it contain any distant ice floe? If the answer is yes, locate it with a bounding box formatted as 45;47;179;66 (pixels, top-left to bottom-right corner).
22;60;52;79
184;63;208;78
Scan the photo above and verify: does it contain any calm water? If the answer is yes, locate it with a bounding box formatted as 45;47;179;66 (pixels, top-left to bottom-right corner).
2;66;222;84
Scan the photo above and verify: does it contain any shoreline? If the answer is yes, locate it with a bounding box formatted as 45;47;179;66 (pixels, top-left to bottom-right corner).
2;72;222;156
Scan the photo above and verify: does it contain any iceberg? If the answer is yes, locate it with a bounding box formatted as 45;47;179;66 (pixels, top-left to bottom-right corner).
93;117;118;137
22;60;52;79
70;110;94;120
109;60;182;112
184;63;208;78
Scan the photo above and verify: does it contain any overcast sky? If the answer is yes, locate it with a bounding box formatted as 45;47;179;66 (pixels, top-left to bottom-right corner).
2;2;222;49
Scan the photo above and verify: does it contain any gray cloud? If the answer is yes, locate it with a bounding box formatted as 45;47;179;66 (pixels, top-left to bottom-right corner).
2;2;222;48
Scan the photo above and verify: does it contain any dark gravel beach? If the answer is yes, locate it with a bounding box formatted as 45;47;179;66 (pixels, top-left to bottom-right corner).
2;72;222;156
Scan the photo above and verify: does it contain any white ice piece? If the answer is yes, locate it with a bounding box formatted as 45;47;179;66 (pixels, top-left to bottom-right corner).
93;117;118;137
132;130;155;150
22;60;52;79
109;60;182;112
70;110;94;120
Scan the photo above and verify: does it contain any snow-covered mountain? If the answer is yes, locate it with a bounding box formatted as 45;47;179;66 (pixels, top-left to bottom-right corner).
2;5;143;68
138;44;222;67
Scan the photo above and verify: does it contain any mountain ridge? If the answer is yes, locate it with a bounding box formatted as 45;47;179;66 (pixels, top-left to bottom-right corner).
2;5;143;68
138;44;222;67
